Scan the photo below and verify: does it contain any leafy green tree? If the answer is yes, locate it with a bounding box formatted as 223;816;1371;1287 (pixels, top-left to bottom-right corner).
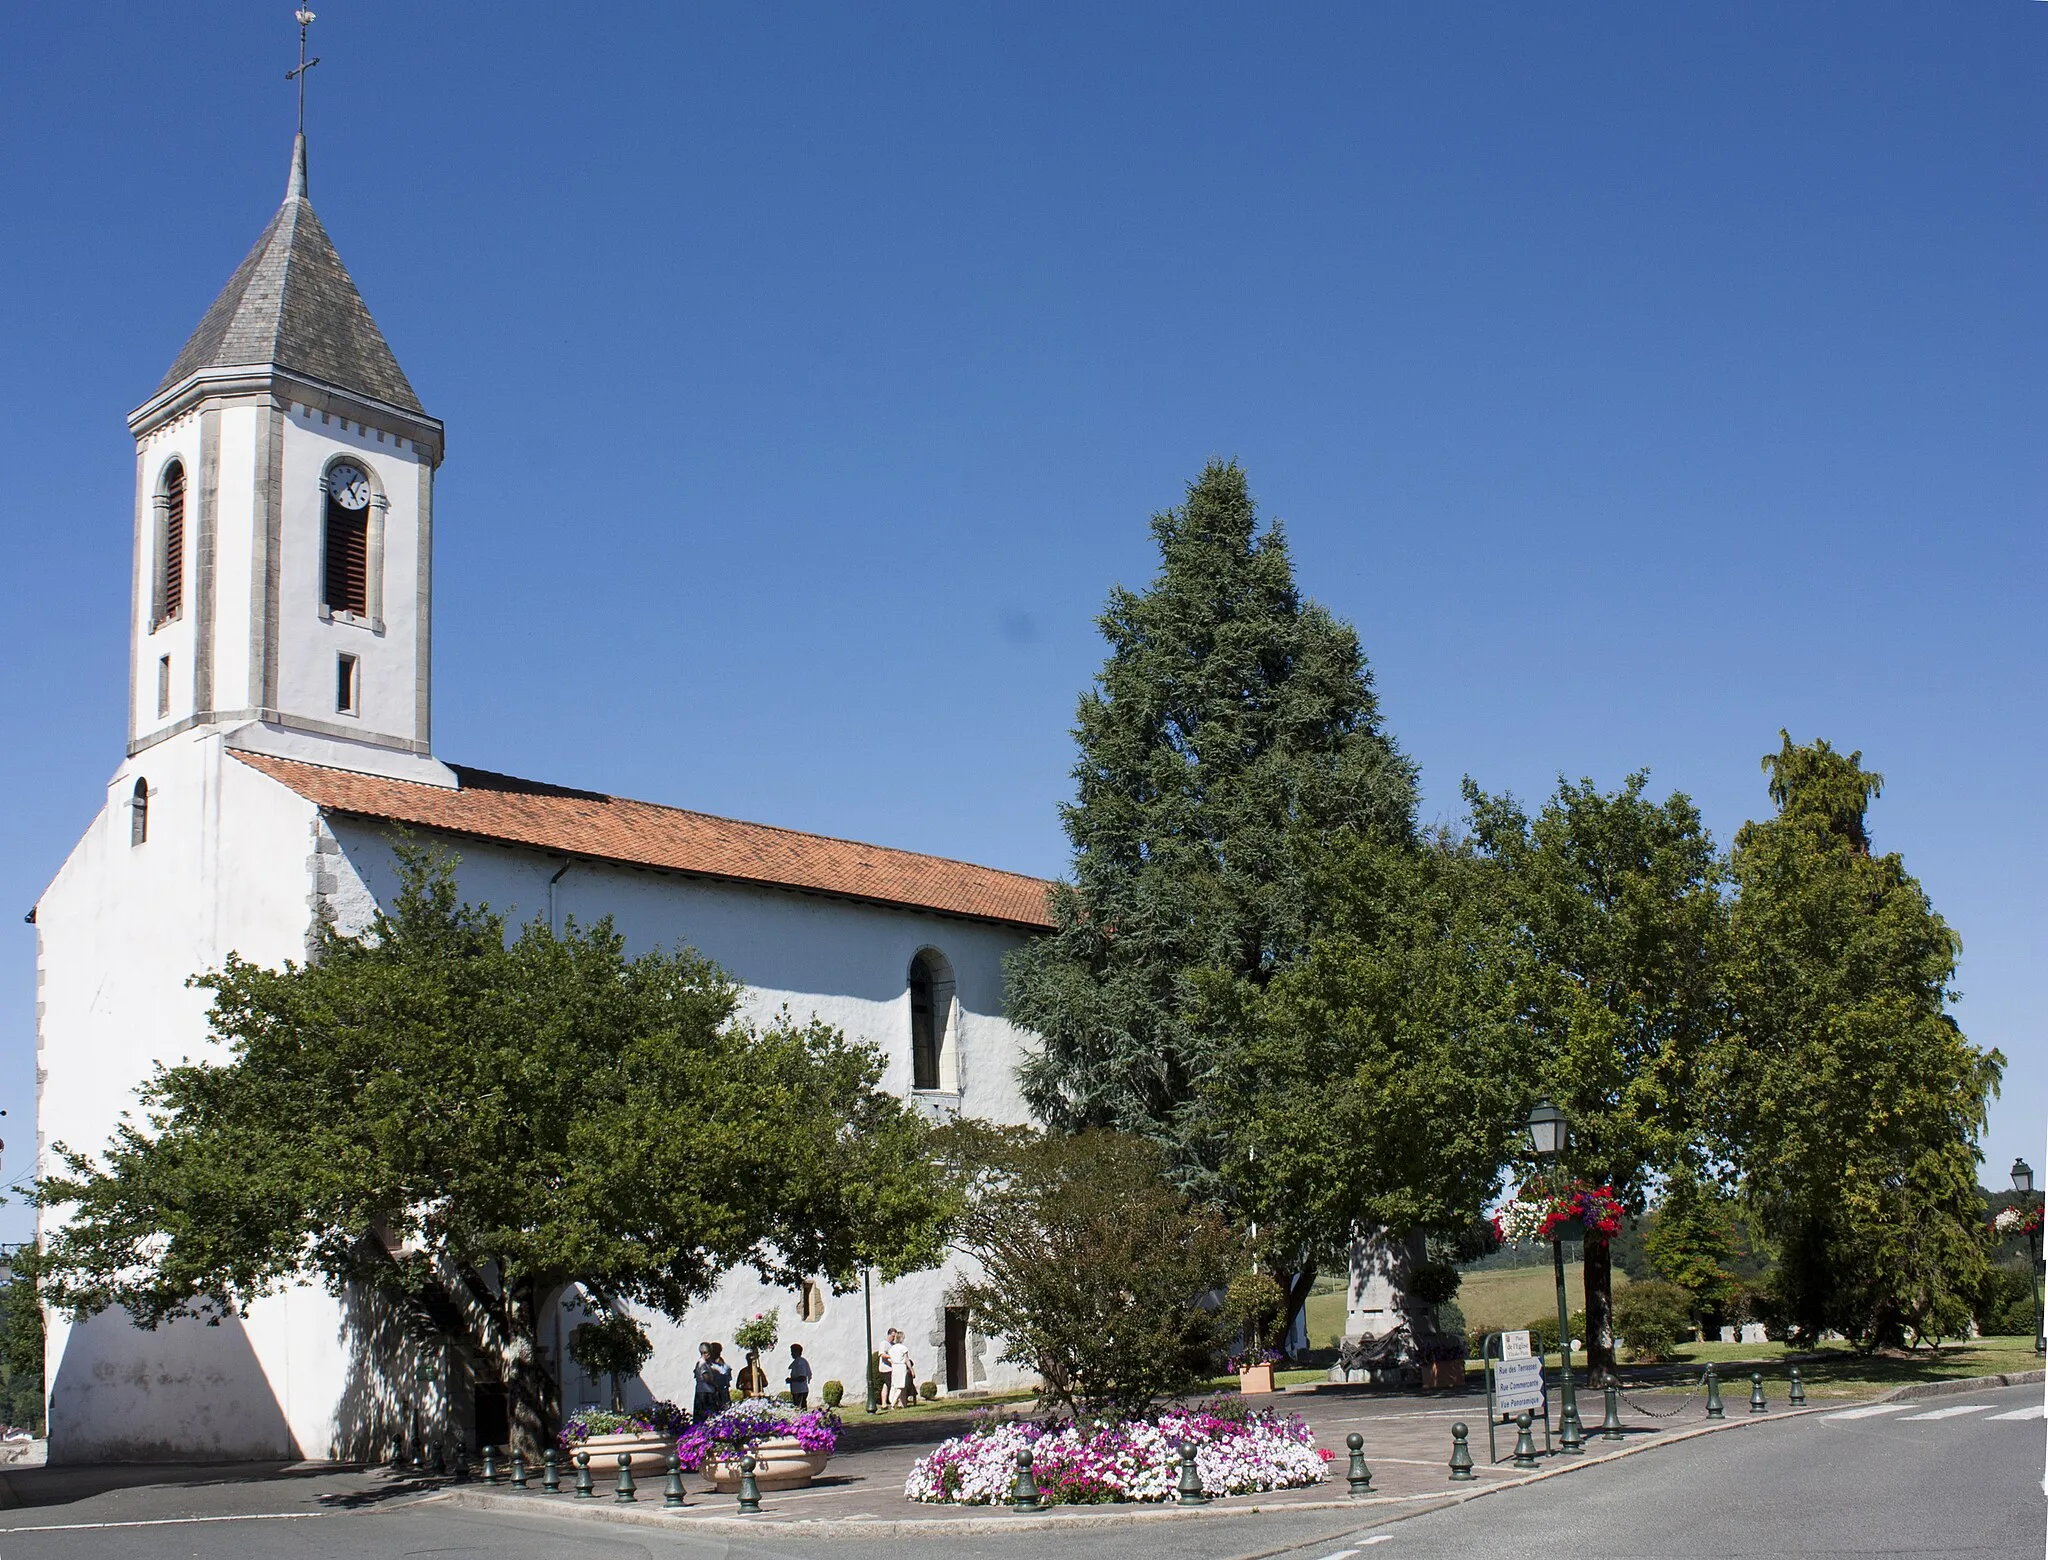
1007;460;1415;1323
1641;1167;1738;1325
1466;772;1727;1378
940;1125;1237;1419
568;1312;653;1413
35;850;950;1454
1709;736;2000;1349
1198;831;1530;1333
0;1253;43;1434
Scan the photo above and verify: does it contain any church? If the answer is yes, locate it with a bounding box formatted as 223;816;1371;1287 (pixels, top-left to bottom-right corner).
30;131;1057;1463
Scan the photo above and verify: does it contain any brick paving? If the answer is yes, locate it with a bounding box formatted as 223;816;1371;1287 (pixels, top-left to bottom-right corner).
436;1378;1810;1536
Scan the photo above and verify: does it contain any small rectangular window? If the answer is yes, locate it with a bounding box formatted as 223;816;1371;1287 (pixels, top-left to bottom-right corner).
336;654;360;714
157;656;171;718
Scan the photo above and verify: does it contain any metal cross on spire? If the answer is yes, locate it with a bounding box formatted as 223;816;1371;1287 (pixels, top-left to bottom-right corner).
287;8;320;137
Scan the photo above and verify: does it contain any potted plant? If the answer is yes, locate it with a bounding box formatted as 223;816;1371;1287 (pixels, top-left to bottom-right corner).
559;1401;687;1480
569;1311;654;1413
677;1398;842;1491
732;1309;779;1399
1223;1271;1287;1395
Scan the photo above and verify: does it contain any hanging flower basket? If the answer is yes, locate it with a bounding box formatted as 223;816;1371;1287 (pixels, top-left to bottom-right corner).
1492;1182;1625;1244
1991;1204;2043;1237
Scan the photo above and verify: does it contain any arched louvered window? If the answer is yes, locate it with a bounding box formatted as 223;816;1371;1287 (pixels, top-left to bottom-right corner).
323;462;371;617
154;461;186;628
908;949;956;1092
130;778;149;847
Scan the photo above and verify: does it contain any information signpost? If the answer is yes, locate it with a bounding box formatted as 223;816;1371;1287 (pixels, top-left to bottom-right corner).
1482;1330;1551;1464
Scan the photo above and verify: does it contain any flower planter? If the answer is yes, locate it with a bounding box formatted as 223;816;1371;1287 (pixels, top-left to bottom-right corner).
571;1431;673;1481
703;1435;830;1491
1237;1362;1276;1396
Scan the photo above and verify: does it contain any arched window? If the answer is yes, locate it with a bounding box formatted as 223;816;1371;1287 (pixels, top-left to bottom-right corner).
153;461;185;628
322;461;372;617
130;778;149;846
907;949;956;1092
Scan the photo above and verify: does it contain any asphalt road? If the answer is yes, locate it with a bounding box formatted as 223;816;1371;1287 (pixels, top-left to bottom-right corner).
1;1383;2039;1560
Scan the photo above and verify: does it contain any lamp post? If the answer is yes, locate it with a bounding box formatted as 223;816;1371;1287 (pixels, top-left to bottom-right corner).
1527;1101;1583;1451
2013;1158;2043;1357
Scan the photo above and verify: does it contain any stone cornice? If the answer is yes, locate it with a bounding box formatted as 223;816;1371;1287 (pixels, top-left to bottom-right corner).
130;367;444;466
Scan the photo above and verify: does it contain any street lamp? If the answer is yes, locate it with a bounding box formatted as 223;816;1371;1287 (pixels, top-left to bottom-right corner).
2012;1159;2043;1357
1526;1101;1583;1452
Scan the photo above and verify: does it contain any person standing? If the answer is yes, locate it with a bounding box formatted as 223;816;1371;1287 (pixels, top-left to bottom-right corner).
883;1327;915;1408
737;1348;769;1400
786;1343;813;1409
691;1342;718;1423
707;1342;733;1413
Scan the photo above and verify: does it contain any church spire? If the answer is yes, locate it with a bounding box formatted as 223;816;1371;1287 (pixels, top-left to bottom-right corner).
286;131;308;201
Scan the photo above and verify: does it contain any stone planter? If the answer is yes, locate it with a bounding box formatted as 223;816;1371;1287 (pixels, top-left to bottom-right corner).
703;1435;829;1491
570;1431;672;1482
1237;1362;1276;1396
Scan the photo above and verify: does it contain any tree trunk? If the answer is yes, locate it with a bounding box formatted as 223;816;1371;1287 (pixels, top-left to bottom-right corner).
501;1281;560;1459
1270;1261;1318;1360
1582;1235;1615;1382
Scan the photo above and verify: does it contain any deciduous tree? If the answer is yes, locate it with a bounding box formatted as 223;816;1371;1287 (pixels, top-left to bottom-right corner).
35;850;949;1454
1465;773;1726;1377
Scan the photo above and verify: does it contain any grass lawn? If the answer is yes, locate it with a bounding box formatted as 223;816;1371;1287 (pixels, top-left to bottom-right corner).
1301;1261;1630;1349
1631;1336;2042;1400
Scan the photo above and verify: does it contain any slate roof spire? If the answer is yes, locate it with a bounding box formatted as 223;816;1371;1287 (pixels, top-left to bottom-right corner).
153;135;424;415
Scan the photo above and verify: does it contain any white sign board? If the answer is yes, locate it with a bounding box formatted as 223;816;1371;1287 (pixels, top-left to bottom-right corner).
1492;1355;1545;1415
1498;1329;1532;1361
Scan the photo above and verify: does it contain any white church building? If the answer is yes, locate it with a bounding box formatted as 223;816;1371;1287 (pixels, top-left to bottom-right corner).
31;134;1057;1463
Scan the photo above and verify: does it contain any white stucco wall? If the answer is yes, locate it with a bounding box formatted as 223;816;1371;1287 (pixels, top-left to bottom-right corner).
37;748;1046;1462
35;731;338;1461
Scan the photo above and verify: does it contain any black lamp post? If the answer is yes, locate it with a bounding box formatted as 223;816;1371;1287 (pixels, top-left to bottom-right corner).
1527;1101;1583;1451
2012;1158;2043;1357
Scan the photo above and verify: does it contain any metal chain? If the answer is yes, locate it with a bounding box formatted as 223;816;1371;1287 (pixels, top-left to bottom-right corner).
1617;1368;1711;1420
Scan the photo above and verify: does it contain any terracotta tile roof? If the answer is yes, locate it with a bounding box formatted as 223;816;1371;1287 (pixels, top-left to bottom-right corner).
233;752;1057;930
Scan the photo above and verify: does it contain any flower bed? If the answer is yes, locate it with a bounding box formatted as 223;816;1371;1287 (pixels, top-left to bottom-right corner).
905;1401;1331;1505
558;1400;688;1451
674;1397;840;1471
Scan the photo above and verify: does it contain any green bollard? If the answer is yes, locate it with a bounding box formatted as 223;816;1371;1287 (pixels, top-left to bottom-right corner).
615;1451;637;1502
1789;1368;1807;1407
574;1449;594;1498
1749;1372;1768;1414
542;1447;560;1493
1345;1432;1373;1496
1705;1364;1725;1419
737;1454;763;1515
1010;1447;1044;1511
1448;1422;1475;1481
510;1448;528;1491
481;1444;499;1484
1512;1411;1539;1469
1600;1381;1624;1441
663;1452;686;1509
1176;1445;1208;1506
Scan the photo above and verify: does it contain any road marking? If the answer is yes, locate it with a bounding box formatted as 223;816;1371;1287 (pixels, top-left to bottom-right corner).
1363;1539;1394;1548
1822;1404;1910;1420
1988;1404;2046;1420
0;1510;336;1534
1312;1550;1360;1559
1898;1403;1993;1421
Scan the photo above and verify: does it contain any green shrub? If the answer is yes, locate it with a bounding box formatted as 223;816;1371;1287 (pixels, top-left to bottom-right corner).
821;1379;845;1408
1975;1264;2038;1338
1436;1299;1468;1345
1223;1271;1288;1353
920;1379;938;1401
1522;1311;1588;1358
1614;1281;1693;1362
867;1350;884;1408
1405;1260;1462;1307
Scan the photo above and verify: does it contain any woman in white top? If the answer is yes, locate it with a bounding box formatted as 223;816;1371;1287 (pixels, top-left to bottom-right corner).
883;1327;915;1409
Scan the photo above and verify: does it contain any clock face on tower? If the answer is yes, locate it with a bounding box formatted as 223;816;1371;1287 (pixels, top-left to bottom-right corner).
328;464;371;510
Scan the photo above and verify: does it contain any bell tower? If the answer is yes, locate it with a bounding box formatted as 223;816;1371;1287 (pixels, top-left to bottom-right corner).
126;132;452;785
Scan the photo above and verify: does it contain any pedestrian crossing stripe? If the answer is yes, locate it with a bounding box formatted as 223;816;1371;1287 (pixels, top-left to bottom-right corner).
1822;1405;1909;1420
1987;1405;2045;1421
1898;1403;1993;1421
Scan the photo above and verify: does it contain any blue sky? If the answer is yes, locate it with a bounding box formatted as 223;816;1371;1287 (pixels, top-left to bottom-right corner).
2;3;2041;1237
